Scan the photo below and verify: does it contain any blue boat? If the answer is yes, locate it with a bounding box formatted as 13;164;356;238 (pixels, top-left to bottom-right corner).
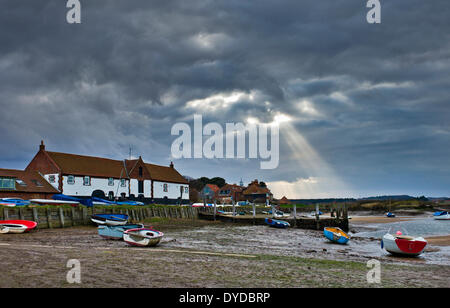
265;218;290;228
386;212;396;217
98;224;144;240
324;227;350;244
53;194;93;207
91;214;129;226
0;198;30;206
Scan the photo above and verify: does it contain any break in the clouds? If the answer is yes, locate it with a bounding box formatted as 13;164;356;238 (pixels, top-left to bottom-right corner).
0;0;449;198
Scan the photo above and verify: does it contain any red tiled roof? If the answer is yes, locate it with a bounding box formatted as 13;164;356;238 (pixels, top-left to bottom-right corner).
145;163;188;184
243;184;270;195
205;184;220;192
47;151;126;178
0;168;58;193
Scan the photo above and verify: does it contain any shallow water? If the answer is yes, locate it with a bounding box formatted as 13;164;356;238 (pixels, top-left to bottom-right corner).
162;222;450;266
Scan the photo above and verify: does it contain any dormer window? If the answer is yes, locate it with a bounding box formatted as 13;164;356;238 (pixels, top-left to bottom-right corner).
16;179;27;187
31;179;43;187
48;175;56;183
83;176;91;186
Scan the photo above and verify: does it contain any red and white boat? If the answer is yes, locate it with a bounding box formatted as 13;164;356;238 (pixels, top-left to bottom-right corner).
0;220;38;234
381;232;427;256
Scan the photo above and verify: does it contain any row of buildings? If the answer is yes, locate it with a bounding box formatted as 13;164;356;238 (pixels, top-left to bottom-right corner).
199;180;273;204
0;141;189;204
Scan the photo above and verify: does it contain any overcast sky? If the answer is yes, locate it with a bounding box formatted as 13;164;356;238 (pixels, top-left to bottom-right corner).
1;1;449;198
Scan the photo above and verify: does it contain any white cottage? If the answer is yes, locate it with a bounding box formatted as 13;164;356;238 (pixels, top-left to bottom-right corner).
25;141;189;204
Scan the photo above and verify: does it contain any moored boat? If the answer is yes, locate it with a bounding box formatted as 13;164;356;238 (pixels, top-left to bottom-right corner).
30;199;80;206
98;223;144;240
433;211;450;220
323;227;350;244
91;214;129;226
0;198;30;207
0;220;37;233
381;233;427;256
264;218;290;228
123;228;164;247
386;212;396;218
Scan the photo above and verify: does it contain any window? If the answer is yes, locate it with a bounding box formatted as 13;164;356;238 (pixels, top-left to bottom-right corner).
185;187;188;193
31;179;43;187
83;176;91;186
48;175;56;183
0;177;15;190
108;178;114;186
138;181;144;194
67;175;75;185
163;183;168;192
139;167;143;177
120;179;126;187
16;179;27;186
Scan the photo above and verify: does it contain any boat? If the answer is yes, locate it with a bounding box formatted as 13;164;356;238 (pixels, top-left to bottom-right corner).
91;214;129;226
30;199;80;206
381;232;427;256
264;218;290;228
116;200;145;206
323;227;350;244
123;228;164;247
52;194;93;207
433;211;450;220
98;223;144;240
0;198;30;207
386;212;396;218
0;220;37;234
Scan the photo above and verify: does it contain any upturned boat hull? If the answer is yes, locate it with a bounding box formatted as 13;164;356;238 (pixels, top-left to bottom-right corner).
91;214;129;226
264;218;290;228
0;220;37;233
98;224;144;240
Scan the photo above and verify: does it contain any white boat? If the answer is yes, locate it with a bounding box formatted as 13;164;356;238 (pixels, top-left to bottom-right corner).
90;214;129;226
123;228;164;247
381;233;427;256
30;199;79;206
434;211;450;220
0;224;28;234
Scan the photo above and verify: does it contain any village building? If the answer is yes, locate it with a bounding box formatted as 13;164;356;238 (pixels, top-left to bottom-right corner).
217;184;245;203
25;141;189;204
278;196;291;205
199;184;220;202
0;168;58;199
242;179;273;204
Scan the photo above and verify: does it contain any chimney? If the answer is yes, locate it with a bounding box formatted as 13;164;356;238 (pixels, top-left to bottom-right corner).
170;161;174;168
39;140;45;151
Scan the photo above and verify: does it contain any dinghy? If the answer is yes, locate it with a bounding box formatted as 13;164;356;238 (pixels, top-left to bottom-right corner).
264;218;290;228
0;198;30;207
381;232;427;256
123;228;164;247
91;214;129;226
324;227;350;244
98;223;144;240
386;212;396;218
433;211;450;220
30;199;80;206
0;220;37;233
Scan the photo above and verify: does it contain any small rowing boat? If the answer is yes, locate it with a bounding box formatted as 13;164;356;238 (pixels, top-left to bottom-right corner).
91;214;129;226
264;218;290;228
433;211;450;220
98;224;144;240
0;220;37;234
30;199;80;206
381;232;427;256
323;227;350;244
0;198;30;207
123;228;164;247
386;212;396;218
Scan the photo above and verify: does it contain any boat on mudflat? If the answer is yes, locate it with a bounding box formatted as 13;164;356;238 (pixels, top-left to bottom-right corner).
0;220;37;234
30;199;80;206
381;233;427;256
0;198;30;207
433;211;450;220
264;218;290;228
386;212;396;218
123;228;164;247
324;227;350;244
91;214;129;226
98;223;144;240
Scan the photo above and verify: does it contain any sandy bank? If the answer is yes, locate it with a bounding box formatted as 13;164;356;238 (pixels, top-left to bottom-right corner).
425;235;450;246
349;216;416;225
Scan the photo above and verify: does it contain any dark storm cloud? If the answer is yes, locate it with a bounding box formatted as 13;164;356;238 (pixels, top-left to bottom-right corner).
0;0;449;196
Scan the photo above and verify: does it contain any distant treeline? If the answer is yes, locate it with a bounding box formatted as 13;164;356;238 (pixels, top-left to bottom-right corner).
290;195;430;205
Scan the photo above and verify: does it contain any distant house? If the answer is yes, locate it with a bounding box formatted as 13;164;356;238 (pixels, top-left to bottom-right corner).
0;168;58;199
25;141;189;204
217;184;244;203
199;184;220;201
279;196;291;205
242;179;273;203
